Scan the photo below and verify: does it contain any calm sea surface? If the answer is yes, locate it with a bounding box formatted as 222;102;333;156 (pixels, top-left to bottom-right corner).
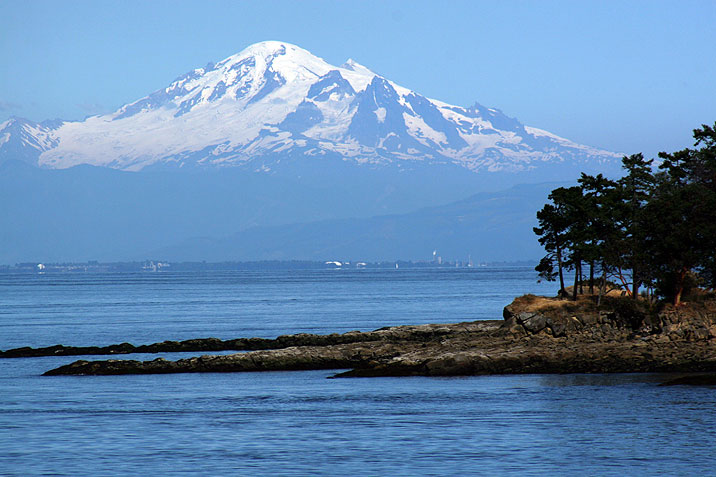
1;267;714;476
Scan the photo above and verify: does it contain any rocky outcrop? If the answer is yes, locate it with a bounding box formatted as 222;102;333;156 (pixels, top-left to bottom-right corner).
652;301;716;341
41;295;716;378
502;294;716;342
501;294;645;339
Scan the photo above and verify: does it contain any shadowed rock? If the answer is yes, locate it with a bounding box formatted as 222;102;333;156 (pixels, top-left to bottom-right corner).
3;326;460;358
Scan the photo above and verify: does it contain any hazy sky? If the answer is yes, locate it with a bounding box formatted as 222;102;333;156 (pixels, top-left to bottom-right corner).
1;0;714;159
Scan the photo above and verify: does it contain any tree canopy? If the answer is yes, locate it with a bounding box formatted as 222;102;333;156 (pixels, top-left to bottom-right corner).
534;122;716;305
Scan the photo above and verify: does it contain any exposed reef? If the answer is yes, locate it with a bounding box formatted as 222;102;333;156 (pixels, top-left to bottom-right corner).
1;332;390;358
40;295;716;378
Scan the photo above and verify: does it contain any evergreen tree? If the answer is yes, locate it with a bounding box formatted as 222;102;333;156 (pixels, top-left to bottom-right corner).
617;153;655;298
648;123;716;304
578;173;620;302
534;186;586;298
554;186;588;300
534;202;569;295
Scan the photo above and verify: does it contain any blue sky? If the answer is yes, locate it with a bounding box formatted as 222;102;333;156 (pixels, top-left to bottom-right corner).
1;0;714;159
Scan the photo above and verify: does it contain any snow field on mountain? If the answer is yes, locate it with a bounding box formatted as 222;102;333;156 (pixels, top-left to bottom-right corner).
1;40;620;172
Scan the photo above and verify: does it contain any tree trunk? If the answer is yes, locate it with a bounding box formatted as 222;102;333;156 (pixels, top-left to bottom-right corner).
673;267;687;306
556;246;566;297
597;263;606;306
572;259;580;301
589;261;594;295
632;266;639;300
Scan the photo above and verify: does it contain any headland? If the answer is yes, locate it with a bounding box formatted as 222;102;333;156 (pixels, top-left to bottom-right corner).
28;293;716;380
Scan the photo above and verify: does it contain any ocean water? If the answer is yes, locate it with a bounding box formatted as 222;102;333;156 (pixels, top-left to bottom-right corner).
1;267;714;476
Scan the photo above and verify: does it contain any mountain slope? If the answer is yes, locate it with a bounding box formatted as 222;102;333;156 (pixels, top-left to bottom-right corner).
0;41;620;174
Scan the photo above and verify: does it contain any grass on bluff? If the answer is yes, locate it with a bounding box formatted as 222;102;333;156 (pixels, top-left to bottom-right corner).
513;285;626;313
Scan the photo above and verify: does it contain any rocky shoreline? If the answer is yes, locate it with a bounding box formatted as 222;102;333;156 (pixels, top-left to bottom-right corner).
25;295;716;379
0;331;393;358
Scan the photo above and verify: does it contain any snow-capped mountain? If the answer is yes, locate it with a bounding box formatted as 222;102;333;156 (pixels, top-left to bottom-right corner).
0;41;619;172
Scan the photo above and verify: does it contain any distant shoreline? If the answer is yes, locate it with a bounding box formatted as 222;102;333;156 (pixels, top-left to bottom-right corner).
0;259;538;274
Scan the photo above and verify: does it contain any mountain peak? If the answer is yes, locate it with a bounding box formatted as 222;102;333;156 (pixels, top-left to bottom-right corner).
220;41;325;70
237;40;306;57
0;41;621;174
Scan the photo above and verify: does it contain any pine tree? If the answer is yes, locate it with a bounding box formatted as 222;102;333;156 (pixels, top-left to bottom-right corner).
578;174;620;302
617;153;655;299
534;202;569;296
534;186;586;298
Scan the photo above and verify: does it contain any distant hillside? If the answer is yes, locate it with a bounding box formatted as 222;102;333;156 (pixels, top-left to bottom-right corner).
0;159;557;263
0;158;558;263
148;182;560;263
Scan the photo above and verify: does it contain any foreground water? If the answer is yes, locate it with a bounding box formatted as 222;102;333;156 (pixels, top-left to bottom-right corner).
1;267;714;476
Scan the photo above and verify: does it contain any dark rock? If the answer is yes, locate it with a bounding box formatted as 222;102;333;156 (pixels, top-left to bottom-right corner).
518;312;548;333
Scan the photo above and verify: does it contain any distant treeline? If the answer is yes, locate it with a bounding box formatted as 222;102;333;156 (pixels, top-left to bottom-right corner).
534;122;716;305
